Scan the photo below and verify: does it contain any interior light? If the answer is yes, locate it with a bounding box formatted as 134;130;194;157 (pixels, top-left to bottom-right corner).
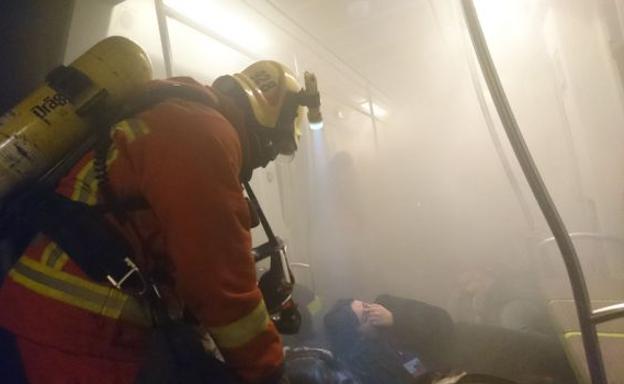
473;0;533;40
309;121;324;130
164;0;268;52
359;101;387;119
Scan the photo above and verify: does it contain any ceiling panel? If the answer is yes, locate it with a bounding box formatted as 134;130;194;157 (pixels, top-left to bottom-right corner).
267;1;437;92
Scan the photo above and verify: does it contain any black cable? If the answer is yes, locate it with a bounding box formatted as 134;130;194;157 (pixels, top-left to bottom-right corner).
244;182;277;245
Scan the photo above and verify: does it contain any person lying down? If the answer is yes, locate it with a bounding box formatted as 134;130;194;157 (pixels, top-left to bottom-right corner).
320;295;576;384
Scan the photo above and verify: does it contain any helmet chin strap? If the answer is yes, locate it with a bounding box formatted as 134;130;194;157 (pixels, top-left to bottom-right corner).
245;127;280;172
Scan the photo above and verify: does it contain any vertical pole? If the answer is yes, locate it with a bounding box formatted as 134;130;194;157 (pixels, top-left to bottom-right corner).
154;0;173;77
460;1;607;382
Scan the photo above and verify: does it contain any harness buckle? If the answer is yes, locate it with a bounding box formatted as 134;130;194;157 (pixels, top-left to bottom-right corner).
106;257;147;295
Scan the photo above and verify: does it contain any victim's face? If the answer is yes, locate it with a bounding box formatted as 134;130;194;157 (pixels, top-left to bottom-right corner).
351;300;376;334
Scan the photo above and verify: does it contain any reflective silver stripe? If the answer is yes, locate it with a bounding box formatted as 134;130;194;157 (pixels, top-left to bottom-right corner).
13;259;126;310
46;245;64;268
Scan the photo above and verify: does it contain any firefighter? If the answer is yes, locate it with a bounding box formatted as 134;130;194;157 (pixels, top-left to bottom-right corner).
0;37;321;383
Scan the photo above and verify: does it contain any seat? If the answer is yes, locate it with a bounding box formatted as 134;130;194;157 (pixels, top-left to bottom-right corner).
537;233;624;383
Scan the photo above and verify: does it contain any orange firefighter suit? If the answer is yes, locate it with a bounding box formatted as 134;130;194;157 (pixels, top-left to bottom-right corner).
0;77;284;383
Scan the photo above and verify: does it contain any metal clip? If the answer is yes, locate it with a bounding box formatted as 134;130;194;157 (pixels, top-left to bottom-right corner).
106;257;147;295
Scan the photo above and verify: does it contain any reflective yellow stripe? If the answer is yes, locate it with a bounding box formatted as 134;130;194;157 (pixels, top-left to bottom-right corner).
53;253;70;270
208;300;270;349
70;152;117;207
128;118;150;137
39;242;55;265
83;147;119;205
45;244;61;267
79;161;98;205
8;257;148;326
307;295;322;315
50;246;70;270
564;331;624;339
40;243;70;270
113;119;150;144
10;257;127;318
71;159;95;202
106;146;119;167
115;120;136;143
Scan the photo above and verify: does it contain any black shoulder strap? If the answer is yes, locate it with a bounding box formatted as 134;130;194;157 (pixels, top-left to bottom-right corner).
118;82;220;121
0;189;136;285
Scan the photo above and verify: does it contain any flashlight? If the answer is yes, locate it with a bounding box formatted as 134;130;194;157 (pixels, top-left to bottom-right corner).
304;72;322;123
298;72;322;130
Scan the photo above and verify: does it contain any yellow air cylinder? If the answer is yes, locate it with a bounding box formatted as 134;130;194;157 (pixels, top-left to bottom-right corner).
0;36;152;200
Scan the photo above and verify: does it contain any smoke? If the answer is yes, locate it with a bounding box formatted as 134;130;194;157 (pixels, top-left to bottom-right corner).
63;0;624;363
272;0;624;315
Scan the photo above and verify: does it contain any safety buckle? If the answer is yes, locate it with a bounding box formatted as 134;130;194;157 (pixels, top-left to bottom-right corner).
106;257;147;295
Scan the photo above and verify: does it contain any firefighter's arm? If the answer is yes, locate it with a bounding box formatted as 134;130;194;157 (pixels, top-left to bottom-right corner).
111;103;284;383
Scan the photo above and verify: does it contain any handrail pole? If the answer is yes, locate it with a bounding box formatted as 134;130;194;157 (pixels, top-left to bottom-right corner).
460;1;607;382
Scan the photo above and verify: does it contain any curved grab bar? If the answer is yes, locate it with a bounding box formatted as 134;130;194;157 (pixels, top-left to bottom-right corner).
289;262;311;269
461;1;607;382
538;232;624;248
592;302;624;324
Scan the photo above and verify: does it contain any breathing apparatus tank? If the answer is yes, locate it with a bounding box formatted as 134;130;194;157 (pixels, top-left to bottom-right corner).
0;36;152;201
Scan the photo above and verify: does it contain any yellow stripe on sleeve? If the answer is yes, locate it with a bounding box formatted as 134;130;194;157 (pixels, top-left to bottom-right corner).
208;300;271;349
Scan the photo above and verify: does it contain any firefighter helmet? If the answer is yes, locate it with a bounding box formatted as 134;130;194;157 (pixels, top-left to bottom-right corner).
214;60;321;155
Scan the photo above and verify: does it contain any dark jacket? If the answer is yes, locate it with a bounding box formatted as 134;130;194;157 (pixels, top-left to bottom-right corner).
376;295;576;384
375;295;455;372
325;295;456;384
